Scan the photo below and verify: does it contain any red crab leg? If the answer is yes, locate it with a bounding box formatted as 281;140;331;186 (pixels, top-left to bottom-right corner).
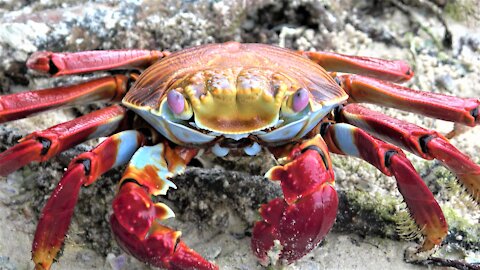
321;122;447;252
338;104;480;203
252;135;338;265
301;51;414;82
110;142;217;270
27;49;169;76
338;74;480;126
0;105;126;176
33;130;145;270
0;75;129;123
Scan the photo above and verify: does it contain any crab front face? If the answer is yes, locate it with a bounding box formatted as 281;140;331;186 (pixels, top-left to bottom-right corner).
172;68;288;134
123;42;348;145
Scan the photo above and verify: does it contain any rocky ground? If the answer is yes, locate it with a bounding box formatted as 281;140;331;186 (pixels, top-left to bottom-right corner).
0;0;479;269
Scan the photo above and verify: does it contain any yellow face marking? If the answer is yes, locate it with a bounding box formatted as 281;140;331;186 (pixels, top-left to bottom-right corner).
176;68;294;134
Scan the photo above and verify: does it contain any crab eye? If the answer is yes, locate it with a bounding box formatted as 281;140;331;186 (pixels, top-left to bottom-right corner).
281;87;310;116
166;89;193;120
292;88;309;112
167;90;185;114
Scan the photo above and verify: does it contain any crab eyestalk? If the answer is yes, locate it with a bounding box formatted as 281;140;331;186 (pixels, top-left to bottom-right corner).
281;88;310;116
166;89;193;120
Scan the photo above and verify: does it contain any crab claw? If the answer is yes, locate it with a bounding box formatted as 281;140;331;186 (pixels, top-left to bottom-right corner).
111;182;218;270
252;136;338;265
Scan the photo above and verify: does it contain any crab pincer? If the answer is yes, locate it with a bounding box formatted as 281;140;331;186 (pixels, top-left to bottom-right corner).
110;143;218;270
252;135;338;265
111;182;217;270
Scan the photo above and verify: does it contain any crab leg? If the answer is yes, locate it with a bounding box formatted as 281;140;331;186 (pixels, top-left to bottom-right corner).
33;130;145;270
110;142;217;270
0;75;129;123
338;104;480;203
252;135;338;265
0;105;126;176
301;51;414;82
338;74;480;126
321;122;447;253
28;50;168;76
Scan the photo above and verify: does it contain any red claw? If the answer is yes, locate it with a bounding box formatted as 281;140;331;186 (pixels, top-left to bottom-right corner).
253;185;338;263
111;182;218;270
253;136;338;265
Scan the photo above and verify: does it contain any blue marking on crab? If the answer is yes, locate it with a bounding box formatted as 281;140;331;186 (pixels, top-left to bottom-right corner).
244;142;261;156
131;104;216;145
112;130;145;168
128;144;177;195
212;143;230;157
328;123;360;157
258;104;336;143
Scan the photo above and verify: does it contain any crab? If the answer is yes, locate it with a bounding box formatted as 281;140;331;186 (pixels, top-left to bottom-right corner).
0;41;479;269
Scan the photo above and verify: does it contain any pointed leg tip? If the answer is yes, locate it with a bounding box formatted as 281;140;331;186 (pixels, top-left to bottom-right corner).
170;241;219;270
34;263;50;270
33;255;53;270
404;244;439;263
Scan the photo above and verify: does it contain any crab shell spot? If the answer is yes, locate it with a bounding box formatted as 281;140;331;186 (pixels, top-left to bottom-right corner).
236;71;269;102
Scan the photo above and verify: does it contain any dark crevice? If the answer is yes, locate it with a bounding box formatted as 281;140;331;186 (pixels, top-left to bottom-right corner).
319;122;332;136
470;107;479;121
333;105;343;123
173;237;180;252
119;178;143;189
38;137;52;155
76;158;91;176
384;150;397;168
419;135;435;154
48;59;59;76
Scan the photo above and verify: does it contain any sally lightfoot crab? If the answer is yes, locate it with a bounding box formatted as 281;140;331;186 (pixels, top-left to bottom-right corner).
0;42;479;269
